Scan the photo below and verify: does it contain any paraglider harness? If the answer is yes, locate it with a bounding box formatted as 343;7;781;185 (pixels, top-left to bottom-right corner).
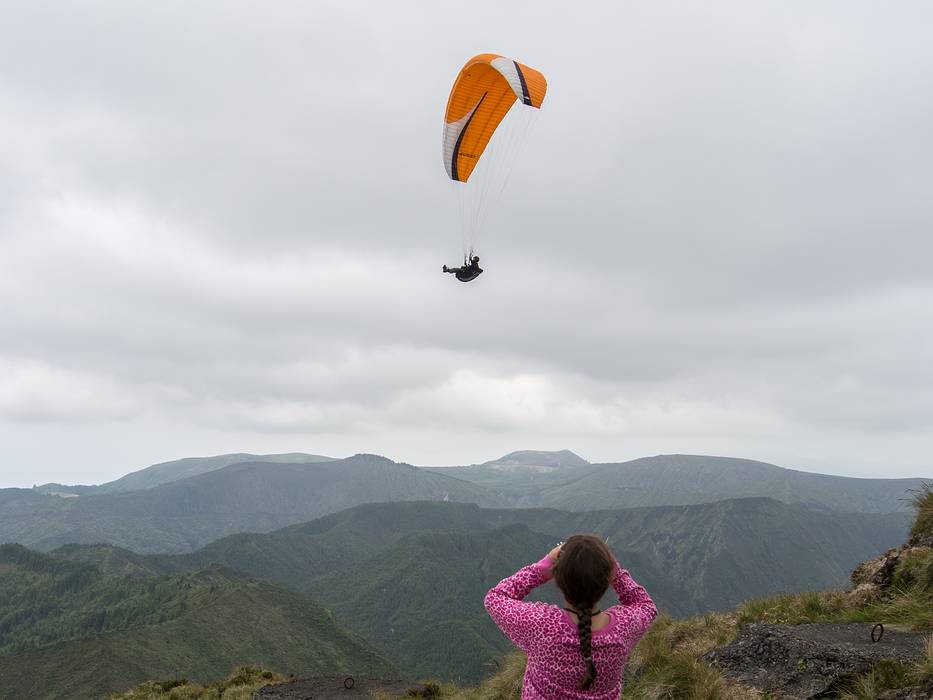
443;252;483;283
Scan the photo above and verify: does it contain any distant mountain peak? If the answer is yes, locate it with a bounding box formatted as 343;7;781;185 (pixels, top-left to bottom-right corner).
484;449;590;471
348;453;399;466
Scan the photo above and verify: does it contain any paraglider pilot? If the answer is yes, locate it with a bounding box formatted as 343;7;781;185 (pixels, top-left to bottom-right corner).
444;255;483;283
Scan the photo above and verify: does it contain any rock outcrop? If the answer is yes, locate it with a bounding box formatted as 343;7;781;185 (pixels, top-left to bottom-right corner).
847;539;932;607
704;623;928;699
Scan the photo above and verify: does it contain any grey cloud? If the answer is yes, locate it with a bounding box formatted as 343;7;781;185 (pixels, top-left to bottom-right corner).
1;1;932;485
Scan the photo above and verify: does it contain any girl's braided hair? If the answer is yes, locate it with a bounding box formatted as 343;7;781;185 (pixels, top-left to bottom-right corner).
552;534;613;690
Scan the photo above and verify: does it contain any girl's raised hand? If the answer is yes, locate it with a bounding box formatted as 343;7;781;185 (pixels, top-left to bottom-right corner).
547;541;564;563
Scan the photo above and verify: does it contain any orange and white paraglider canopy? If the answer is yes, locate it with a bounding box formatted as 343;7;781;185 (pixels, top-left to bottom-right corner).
442;54;547;183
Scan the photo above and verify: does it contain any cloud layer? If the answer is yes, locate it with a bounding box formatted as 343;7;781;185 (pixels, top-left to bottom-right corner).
2;1;932;486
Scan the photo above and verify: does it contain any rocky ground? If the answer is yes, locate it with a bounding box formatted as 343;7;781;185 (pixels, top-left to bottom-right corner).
705;622;929;699
253;676;436;699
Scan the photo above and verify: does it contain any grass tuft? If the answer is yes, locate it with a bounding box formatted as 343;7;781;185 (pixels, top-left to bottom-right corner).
619;614;762;699
737;589;850;626
835;659;914;700
915;635;933;684
908;483;933;543
457;651;526;700
110;666;286;700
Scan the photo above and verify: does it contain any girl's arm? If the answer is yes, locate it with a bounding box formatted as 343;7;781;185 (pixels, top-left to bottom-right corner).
484;555;554;652
609;560;658;636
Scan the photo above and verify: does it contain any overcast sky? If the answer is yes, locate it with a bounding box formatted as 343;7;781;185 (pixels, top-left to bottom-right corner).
2;1;931;487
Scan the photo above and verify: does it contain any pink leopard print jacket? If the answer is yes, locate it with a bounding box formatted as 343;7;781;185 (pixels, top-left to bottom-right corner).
484;555;657;700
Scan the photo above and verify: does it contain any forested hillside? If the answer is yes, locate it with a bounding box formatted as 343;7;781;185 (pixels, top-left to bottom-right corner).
0;546;394;700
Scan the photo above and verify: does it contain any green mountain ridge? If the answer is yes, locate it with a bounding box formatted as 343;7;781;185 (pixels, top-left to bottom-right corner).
33;452;336;496
536;454;925;513
4;454;500;554
6;451;927;557
431;452;927;512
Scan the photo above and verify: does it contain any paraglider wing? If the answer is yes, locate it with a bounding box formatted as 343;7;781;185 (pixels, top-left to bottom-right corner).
443;54;547;183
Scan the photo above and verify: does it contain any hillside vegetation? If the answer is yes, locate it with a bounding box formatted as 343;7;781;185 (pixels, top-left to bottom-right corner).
0;549;394;700
0;543;216;654
51;497;911;682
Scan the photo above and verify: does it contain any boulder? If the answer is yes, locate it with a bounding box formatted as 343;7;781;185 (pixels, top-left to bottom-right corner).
851;549;899;588
846;582;883;607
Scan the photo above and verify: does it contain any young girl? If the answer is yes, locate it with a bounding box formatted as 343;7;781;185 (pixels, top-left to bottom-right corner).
484;534;657;699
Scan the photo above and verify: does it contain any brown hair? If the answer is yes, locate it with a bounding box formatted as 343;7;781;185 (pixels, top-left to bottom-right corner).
552;534;613;690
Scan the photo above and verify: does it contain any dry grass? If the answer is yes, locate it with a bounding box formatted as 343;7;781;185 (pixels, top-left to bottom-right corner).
915;635;933;684
619;614;763;700
443;652;525;700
